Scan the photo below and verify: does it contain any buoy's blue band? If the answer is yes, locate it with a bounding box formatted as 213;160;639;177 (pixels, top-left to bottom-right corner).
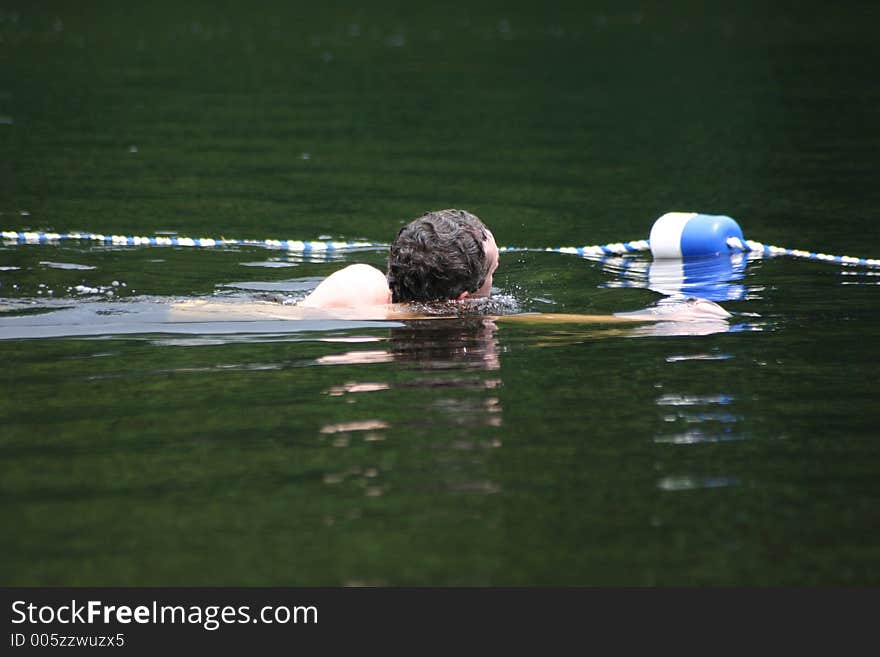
679;214;744;257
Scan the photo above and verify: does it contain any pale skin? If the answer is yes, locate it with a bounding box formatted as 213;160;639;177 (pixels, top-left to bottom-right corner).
298;263;393;308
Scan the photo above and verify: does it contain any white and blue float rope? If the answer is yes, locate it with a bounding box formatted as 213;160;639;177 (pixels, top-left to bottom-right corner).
500;240;652;257
0;230;388;253
2;227;879;267
724;236;880;268
0;229;651;256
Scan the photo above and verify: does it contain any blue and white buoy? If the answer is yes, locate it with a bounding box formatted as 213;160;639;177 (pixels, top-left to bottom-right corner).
649;212;745;259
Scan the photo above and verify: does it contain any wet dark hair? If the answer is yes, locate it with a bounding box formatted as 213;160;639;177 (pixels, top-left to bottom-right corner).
387;209;492;303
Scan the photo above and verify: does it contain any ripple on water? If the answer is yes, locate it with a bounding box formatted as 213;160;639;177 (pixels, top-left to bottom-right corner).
657;476;740;491
320;420;390;434
218;278;323;293
654;430;745;445
316;350;394;365
662;411;740;424
840;270;880;286
656;394;735;406
665;353;733;363
654;394;742;444
325;381;390;396
239;260;299;268
39;261;97;270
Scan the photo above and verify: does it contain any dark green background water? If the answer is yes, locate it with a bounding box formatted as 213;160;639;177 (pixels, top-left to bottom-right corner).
2;1;879;585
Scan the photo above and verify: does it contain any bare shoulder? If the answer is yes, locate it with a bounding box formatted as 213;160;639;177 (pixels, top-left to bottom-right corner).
300;263;392;309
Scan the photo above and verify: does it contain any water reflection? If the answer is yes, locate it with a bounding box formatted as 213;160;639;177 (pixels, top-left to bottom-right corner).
319;318;504;427
840;270;880;286
588;253;752;302
316;349;395;365
656;394;735;406
665;352;733;362
389;319;504;430
319;317;505;500
388;318;501;372
654;430;744;445
653;383;743;488
320;420;390;434
657;476;740;492
325;381;390;396
315;319;503;373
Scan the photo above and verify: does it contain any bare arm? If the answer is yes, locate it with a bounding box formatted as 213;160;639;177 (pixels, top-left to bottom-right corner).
486;299;731;325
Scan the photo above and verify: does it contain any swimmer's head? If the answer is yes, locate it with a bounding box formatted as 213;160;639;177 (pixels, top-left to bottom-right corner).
387;209;500;303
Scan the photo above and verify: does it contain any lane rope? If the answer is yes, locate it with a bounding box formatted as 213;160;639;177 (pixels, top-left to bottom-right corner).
724;236;880;267
3;211;879;268
0;229;651;257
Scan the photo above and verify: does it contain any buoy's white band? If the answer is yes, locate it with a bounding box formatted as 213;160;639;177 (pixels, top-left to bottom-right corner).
648;212;696;258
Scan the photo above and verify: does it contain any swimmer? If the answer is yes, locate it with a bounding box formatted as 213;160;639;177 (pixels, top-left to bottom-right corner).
291;207;730;325
171;208;731;328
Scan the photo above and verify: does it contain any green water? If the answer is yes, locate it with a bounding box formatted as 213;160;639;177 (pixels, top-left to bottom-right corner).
2;1;880;585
